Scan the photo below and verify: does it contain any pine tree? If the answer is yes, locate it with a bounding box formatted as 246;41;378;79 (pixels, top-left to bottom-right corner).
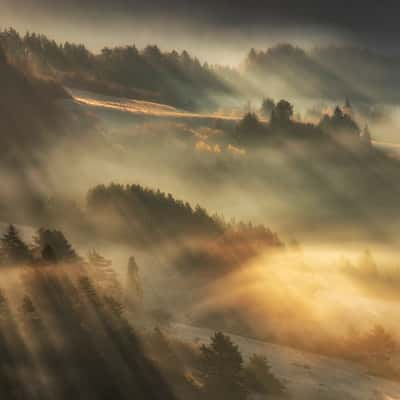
260;98;275;118
126;256;143;309
243;355;284;395
361;124;372;147
198;332;246;400
1;225;31;265
88;249;122;300
33;228;79;263
41;244;58;264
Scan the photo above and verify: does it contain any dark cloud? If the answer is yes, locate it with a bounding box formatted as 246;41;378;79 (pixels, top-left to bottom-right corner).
2;0;399;60
13;0;398;34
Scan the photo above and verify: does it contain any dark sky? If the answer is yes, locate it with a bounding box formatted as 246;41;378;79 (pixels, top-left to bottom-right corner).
1;0;399;63
11;0;397;32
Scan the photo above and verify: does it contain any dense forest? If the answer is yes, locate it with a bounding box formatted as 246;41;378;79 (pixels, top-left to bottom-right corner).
0;223;289;400
3;28;400;113
0;28;233;110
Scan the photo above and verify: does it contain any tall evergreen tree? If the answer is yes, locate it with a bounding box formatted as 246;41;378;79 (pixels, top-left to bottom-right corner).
271;99;294;126
197;332;246;400
88;249;122;300
1;225;31;265
126;256;143;310
260;97;275;118
33;228;79;263
243;355;284;395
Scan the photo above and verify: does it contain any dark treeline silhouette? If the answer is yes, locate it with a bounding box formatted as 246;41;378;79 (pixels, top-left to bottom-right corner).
0;225;32;265
0;261;176;399
0;223;177;399
32;228;80;264
3;29;400;111
0;28;233;110
260;97;275;118
146;326;399;397
86;183;223;243
234;99;365;147
0;225;79;266
0;178;282;277
144;329;285;400
85;183;281;252
194;309;400;382
1;176;282;273
0;224;398;389
0;221;288;399
228;99;400;231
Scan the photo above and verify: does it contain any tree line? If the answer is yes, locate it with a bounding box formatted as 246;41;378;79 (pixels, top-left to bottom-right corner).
236;97;372;150
0;223;286;400
0;225;79;266
0;28;233;109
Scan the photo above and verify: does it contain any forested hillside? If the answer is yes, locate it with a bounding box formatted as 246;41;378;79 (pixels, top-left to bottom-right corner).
0;29;233;110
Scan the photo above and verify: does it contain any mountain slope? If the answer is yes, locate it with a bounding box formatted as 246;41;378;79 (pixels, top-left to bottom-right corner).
170;323;400;400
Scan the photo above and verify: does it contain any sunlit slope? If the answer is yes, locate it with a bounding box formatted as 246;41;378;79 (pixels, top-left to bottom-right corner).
70;88;400;155
69;88;241;121
171;323;400;400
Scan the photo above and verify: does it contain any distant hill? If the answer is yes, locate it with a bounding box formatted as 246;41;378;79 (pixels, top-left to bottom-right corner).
0;28;234;111
84;183;281;251
3;28;399;110
243;44;367;102
243;43;400;104
311;45;400;103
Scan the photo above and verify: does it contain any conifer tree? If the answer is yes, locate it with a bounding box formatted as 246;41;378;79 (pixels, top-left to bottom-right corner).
1;225;31;265
198;332;246;400
126;256;143;309
33;228;79;263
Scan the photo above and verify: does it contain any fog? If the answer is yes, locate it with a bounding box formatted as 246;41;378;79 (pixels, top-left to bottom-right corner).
1;10;400;398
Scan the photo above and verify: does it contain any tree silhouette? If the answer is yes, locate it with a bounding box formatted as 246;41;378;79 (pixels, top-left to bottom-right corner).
86;183;223;244
0;225;31;265
260;97;275;118
235;112;265;143
243;354;284;395
361;124;372;147
319;105;360;139
271;99;294;125
197;332;246;400
33;228;79;263
88;249;122;300
126;256;143;310
0;28;231;110
41;244;58;264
